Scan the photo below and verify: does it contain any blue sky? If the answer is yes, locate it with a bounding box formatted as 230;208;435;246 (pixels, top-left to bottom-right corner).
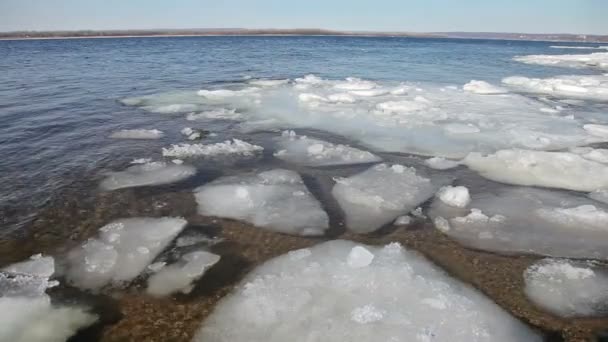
1;0;607;34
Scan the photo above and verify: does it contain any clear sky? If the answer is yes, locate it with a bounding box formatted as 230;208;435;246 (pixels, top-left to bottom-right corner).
1;0;607;34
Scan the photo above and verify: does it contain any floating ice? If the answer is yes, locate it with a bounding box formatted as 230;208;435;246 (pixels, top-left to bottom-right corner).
0;256;97;342
100;161;196;190
0;296;97;342
524;259;608;317
181;127;202;140
429;187;608;259
65;217;187;290
1;255;56;297
424;157;461;170
436;186;471;208
514;52;608;70
186;108;242;121
194;169;329;236
274;130;381;166
197;87;260;99
109;129;164;140
332;164;438;233
249;79;290;87
394;215;412;226
463;149;608;191
583;124;608;138
162;139;263;158
146;250;220;296
503;75;608;101
122;76;607;158
463;80;507;94
193;240;541;342
550;46;608;50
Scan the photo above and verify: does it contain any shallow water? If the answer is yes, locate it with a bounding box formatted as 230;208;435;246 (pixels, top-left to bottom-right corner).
0;36;604;235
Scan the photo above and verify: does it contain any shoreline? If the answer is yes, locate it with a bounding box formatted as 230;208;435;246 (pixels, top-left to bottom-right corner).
1;33;606;44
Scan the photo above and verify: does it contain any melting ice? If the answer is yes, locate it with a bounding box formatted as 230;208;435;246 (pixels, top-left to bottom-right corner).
193;240;541;342
194;169;329;236
100;161;196;190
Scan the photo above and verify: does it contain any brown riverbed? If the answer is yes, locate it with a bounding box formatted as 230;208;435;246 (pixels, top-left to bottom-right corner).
1;181;608;342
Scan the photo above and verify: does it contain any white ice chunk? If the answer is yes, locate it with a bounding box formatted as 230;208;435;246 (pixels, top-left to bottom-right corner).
524;259;608;317
429;187;608;259
249;79;290;87
514;52;608;70
584;124;608;138
194;169;329;236
162;139;263;158
274;131;381;166
0;255;97;342
503;75;608;101
100;161;196;190
463;80;507;94
394;215;412;226
424;157;460;170
109;129;164;140
0;296;98;342
65;217;187;290
347;246;375;268
187;108;243;121
332;164;437;233
437;186;471;208
146;250;220;296
193;240;541;342
463;149;608;191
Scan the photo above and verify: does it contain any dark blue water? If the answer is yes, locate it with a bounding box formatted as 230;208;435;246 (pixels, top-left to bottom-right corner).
0;36;599;235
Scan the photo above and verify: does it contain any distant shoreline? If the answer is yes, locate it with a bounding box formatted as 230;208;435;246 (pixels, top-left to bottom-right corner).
1;29;607;43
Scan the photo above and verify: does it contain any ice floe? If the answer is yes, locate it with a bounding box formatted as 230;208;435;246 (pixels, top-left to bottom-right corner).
193;240;541;342
109;129;164;139
65;217;187;290
186;108;242;121
524;259;608;317
332;164;438;233
514;52;608;70
249;79;290;87
463;149;608;191
463;80;507;94
436;186;471;208
194;169;329;236
424;157;461;170
1;255;97;342
550;45;608;50
274;130;381;166
162;139;263;158
146;250;220;296
100;161;196;190
122;75;608;158
503;75;608;101
429;187;608;259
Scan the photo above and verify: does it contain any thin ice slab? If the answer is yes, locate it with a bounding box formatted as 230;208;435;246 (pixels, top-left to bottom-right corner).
429;187;608;259
194;169;329;236
65;217;187;290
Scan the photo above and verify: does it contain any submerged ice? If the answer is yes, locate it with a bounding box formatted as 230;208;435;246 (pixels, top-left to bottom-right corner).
1;255;97;342
524;258;608;317
146;250;220;296
193;240;541;342
332;164;439;233
100;161;196;190
65;217;187;290
463;149;608;192
429;187;608;259
194;169;329;236
274;130;381;166
109;129;164;140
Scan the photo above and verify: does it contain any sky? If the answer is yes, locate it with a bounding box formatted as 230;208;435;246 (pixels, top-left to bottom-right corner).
1;0;607;34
